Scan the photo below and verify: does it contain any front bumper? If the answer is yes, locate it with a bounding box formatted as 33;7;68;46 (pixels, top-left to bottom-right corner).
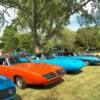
0;87;16;100
43;70;65;85
6;95;16;100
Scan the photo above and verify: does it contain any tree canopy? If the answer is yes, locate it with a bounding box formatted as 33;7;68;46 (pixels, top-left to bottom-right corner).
0;0;100;51
0;26;33;52
76;25;100;49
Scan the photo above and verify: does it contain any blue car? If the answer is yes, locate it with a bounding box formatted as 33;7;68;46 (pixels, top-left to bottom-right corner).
42;52;100;65
32;58;86;71
0;75;16;100
50;50;100;65
54;55;100;65
17;53;86;72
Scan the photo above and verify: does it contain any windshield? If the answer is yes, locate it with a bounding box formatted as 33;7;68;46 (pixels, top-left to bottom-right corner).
8;56;31;65
29;53;55;60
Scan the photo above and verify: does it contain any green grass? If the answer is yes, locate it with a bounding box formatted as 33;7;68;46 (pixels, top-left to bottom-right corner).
15;66;100;100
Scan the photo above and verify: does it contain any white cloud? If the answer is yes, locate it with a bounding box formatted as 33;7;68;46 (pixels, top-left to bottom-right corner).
0;6;17;36
83;1;93;13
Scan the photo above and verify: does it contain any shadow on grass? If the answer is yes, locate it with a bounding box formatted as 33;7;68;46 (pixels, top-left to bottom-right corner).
66;70;83;75
15;94;22;100
27;78;64;90
89;63;100;66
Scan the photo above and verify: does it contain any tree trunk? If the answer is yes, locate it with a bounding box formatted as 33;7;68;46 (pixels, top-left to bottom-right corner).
86;41;89;50
31;0;41;53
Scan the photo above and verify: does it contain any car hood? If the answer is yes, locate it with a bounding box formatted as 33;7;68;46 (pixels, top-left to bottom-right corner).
0;76;15;90
13;62;62;75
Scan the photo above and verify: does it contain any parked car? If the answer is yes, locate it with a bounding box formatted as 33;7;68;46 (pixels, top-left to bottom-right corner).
65;55;100;65
44;52;100;65
48;52;100;65
0;75;16;100
18;53;86;72
49;47;74;56
92;52;100;57
48;46;100;65
84;48;100;57
0;56;65;89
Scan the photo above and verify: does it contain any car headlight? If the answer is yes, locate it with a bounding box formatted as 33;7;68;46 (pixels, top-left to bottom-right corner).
8;88;16;95
56;70;66;75
43;73;57;79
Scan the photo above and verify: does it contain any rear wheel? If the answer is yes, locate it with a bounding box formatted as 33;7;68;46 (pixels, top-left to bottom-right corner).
15;76;27;89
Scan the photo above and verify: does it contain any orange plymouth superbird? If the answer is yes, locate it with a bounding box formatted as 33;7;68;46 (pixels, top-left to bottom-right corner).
0;56;65;89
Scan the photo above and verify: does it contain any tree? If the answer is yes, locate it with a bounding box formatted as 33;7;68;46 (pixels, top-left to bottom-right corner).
43;28;76;51
58;28;76;50
0;26;34;52
0;26;20;51
76;26;100;49
0;0;99;51
19;33;33;52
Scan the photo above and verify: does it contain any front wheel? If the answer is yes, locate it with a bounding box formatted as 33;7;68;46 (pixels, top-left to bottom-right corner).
84;61;90;65
15;77;27;89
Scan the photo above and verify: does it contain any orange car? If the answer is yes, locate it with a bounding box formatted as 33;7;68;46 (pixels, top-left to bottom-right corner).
0;56;65;89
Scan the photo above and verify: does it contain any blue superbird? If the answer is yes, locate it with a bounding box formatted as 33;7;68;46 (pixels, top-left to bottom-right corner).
54;55;100;65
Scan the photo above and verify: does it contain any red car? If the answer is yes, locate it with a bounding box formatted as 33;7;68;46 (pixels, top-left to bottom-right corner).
0;56;65;89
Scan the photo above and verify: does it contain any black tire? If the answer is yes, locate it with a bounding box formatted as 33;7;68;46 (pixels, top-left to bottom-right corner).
15;76;27;89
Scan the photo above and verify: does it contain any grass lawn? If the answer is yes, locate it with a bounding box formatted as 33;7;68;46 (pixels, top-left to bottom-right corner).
15;66;100;100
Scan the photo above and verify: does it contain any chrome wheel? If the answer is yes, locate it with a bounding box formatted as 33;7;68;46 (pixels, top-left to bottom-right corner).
16;77;27;89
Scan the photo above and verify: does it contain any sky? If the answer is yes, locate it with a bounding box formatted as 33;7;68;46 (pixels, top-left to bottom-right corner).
68;1;94;31
67;15;80;31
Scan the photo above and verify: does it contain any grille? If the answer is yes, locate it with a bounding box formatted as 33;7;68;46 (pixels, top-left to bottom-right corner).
43;73;57;79
0;87;16;99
